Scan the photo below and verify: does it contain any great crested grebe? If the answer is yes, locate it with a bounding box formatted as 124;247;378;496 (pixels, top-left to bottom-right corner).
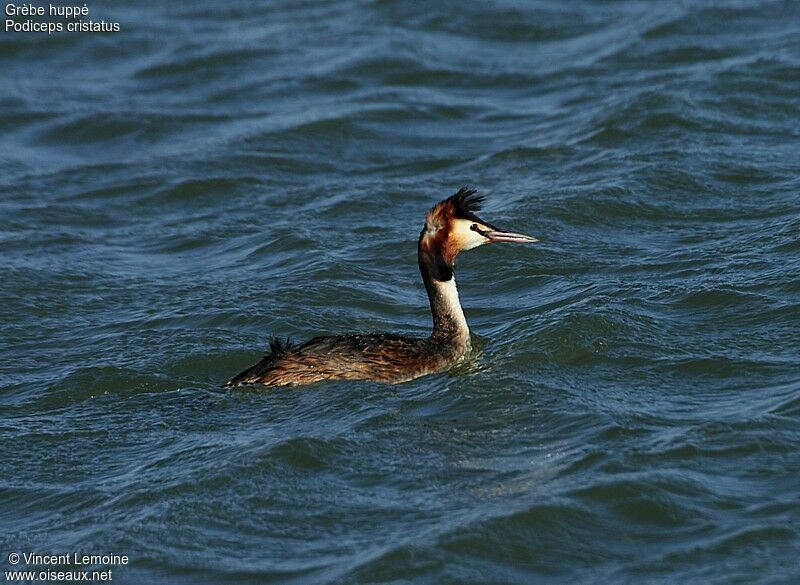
226;187;538;387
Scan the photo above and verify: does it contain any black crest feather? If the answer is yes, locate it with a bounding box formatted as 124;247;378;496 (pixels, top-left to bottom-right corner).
449;187;495;226
450;187;484;214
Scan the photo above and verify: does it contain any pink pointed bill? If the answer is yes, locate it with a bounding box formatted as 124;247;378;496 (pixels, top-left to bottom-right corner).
485;230;539;244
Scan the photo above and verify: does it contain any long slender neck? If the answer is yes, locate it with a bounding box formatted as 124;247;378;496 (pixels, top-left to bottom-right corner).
419;262;470;344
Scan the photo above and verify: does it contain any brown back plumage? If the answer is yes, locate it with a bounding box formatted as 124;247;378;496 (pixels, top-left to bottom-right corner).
225;333;460;387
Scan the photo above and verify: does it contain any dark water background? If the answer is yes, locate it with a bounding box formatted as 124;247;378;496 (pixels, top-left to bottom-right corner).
2;1;799;583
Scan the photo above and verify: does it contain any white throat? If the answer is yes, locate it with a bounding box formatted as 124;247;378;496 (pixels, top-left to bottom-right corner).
430;276;470;341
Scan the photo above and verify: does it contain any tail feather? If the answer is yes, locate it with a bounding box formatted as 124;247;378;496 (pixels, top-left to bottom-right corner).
268;336;296;355
224;336;296;387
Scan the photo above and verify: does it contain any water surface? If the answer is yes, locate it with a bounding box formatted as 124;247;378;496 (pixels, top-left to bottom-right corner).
1;1;799;583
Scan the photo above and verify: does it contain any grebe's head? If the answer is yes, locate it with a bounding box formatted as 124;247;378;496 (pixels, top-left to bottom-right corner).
418;187;538;281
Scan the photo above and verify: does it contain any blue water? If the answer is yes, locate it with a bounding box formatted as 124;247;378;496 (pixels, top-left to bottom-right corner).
2;1;799;583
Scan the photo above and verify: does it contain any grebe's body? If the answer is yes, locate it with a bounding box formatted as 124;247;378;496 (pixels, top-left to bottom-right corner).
226;188;537;387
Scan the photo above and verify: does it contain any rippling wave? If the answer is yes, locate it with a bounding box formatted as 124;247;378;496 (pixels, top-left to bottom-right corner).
1;1;799;583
